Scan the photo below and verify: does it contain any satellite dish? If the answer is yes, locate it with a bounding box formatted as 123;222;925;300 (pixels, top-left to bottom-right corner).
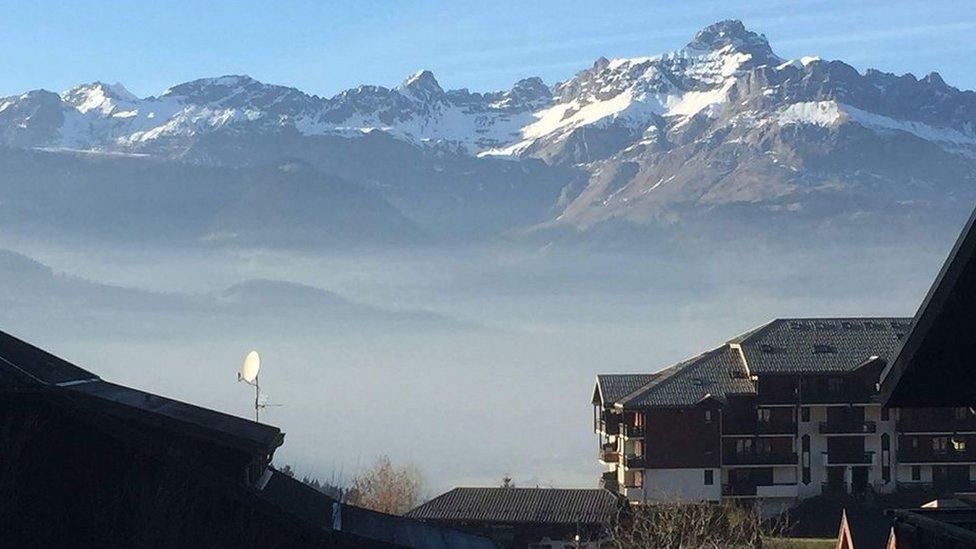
242;350;261;383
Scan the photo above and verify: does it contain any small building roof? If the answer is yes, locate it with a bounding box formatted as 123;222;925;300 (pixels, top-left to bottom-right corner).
406;487;621;525
733;317;910;375
618;346;754;408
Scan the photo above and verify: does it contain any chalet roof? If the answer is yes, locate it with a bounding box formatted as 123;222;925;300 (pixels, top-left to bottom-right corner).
732;317;910;375
406;487;620;525
0;328;283;455
617;346;754;408
0;329;98;386
881;206;976;407
594;374;658;406
65;380;283;453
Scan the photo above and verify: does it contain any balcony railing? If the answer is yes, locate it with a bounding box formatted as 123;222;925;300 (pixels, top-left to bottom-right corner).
897;448;976;464
723;420;797;435
822;450;875;465
819;420;877;435
723;451;798;466
598;446;620;464
600;470;619;493
624;454;645;468
801;389;876;405
597;417;621;436
621;424;644;438
723;483;799;498
897;417;976;433
897;481;976;493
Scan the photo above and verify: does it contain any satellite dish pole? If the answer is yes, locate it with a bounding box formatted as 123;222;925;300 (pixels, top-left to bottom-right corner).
239;350;262;422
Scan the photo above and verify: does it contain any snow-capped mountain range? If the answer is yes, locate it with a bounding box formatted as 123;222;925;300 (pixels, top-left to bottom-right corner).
2;20;976;245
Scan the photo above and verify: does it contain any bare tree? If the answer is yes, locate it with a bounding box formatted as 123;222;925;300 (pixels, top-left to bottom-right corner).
346;455;424;515
608;500;786;549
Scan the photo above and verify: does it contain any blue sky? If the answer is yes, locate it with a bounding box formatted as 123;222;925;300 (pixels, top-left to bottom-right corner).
1;0;975;98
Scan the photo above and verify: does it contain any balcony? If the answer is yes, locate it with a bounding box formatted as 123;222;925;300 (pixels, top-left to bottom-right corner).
596;417;621;436
819;420;877;435
897;481;976;493
897;417;976;434
624;454;645;468
897;448;976;464
722;483;799;498
620;424;644;438
600;470;619;493
723;451;798;466
822;450;875;465
801;389;876;405
723;419;797;436
598;444;620;464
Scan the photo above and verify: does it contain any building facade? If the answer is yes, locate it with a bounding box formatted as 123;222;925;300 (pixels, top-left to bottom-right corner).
593;317;976;510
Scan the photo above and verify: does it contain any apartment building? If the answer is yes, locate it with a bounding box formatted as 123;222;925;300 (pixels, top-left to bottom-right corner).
592;317;976;509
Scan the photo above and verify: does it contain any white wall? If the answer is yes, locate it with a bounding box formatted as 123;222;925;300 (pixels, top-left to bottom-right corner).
644;468;721;502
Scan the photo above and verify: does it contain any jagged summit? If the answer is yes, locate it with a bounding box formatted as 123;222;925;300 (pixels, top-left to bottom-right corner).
685;19;777;61
399;69;444;100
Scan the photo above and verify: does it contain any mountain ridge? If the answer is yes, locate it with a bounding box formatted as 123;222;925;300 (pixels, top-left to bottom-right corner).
2;19;975;245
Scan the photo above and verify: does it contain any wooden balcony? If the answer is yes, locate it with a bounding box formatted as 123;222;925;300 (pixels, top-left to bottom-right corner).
723;419;797;436
723;451;798;466
897;448;976;464
897;417;976;434
819;420;877;435
822;450;875;465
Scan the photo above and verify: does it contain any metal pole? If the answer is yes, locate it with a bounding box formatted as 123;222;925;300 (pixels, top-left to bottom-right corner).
255;374;260;422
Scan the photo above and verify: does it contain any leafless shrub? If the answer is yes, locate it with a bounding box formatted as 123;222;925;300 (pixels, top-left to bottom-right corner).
346;455;425;515
608;500;787;549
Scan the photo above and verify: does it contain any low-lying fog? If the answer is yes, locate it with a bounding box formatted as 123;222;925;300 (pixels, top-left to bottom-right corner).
0;235;954;496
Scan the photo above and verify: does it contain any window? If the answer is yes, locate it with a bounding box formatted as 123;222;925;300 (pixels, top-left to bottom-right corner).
953;437;967;452
704;410;713;424
933;437;949;453
801;407;810;422
757;408;771;423
881;407;889;421
828;377;844;394
704;470;714;485
911;466;921;481
735;439;754;455
912;437;919;448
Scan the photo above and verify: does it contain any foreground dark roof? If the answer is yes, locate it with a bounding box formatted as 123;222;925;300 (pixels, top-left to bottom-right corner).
881;206;976;407
66;379;284;453
0;329;283;454
618;347;754;408
262;471;495;548
734;317;910;375
0;330;98;386
407;488;620;525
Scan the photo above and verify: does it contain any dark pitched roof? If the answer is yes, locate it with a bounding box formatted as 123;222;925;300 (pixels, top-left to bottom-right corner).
0;330;98;385
406;488;620;525
65;380;283;453
0;328;283;455
881;207;976;407
734;317;910;375
618;346;754;408
594;374;658;406
261;471;495;548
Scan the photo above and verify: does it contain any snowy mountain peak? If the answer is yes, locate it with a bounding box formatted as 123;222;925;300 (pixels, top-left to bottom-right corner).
686;19;776;61
399;70;444;100
61;81;139;115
